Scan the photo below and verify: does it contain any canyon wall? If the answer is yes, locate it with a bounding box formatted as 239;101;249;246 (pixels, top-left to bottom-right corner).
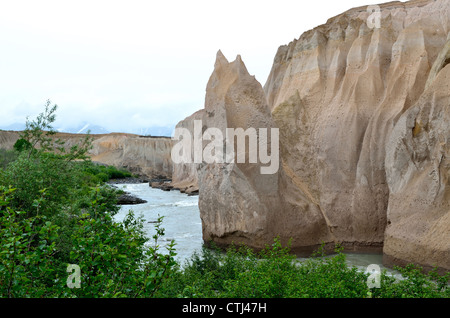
384;41;450;271
89;134;174;179
171;109;204;193
173;0;450;271
197;52;280;248
0;131;174;179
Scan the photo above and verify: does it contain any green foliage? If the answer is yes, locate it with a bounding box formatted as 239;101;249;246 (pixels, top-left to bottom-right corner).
0;187;61;297
0;149;18;170
370;264;450;298
67;210;177;298
156;240;449;299
0;151;81;218
0;102;176;298
20;99;58;158
0;186;177;298
1;101;448;299
287;245;370;298
18;99;93;161
0;101;132;219
79;162;133;184
13;138;32;153
221;239;300;298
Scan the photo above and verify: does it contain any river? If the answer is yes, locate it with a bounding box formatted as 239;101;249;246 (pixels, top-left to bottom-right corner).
114;182;400;276
113;182;203;264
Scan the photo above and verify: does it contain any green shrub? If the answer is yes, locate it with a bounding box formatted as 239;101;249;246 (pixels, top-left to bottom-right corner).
67;206;177;298
156;240;449;299
106;165;132;179
0;152;81;218
0;101;178;298
287;247;370;298
13;138;32;153
0;187;62;297
0;149;18;170
371;264;450;298
78;162;132;183
0;186;177;298
96;172;110;183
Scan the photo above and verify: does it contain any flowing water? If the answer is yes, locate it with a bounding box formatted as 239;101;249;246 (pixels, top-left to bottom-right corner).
114;183;203;263
114;182;400;276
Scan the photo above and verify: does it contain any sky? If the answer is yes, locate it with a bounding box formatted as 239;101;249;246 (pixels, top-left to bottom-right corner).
0;0;378;135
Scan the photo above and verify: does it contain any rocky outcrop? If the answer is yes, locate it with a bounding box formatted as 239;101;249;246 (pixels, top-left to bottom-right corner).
170;109;204;194
0;131;174;179
89;134;174;179
265;0;450;270
0;131;21;149
116;193;148;205
384;42;450;273
174;0;450;271
198;52;281;248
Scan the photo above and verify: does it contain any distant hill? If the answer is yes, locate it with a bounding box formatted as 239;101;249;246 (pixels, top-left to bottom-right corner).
132;126;174;137
0;122;174;137
0;123;26;131
58;122;110;135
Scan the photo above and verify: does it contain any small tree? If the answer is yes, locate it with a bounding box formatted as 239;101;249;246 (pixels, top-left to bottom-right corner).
20;99;58;159
19;99;93;160
1;100;94;217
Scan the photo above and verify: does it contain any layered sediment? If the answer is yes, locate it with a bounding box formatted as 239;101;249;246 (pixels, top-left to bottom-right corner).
173;0;450;271
0;131;174;179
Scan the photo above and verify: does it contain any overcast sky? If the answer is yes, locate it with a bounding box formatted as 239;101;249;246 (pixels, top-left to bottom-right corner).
0;0;377;135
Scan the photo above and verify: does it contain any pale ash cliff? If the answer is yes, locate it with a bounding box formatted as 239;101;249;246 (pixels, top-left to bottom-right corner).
0;131;174;179
173;0;450;272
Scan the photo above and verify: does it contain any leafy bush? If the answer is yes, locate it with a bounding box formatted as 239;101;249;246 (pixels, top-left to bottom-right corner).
79;162;133;183
95;172;110;183
0;187;61;297
0;152;81;218
156;240;449;299
66;207;177;298
0;101;176;298
287;246;370;298
0;100;94;219
0;149;18;170
13;138;32;153
105;165;132;179
371;264;450;298
0;186;177;298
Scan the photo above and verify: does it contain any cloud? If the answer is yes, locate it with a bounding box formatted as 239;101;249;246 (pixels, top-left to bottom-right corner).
0;0;375;133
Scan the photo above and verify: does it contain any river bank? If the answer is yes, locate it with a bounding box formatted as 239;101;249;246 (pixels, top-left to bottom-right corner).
113;182;405;279
113;182;202;263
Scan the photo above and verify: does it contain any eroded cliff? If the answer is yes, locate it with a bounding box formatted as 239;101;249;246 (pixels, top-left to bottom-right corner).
0;131;174;179
173;0;450;271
